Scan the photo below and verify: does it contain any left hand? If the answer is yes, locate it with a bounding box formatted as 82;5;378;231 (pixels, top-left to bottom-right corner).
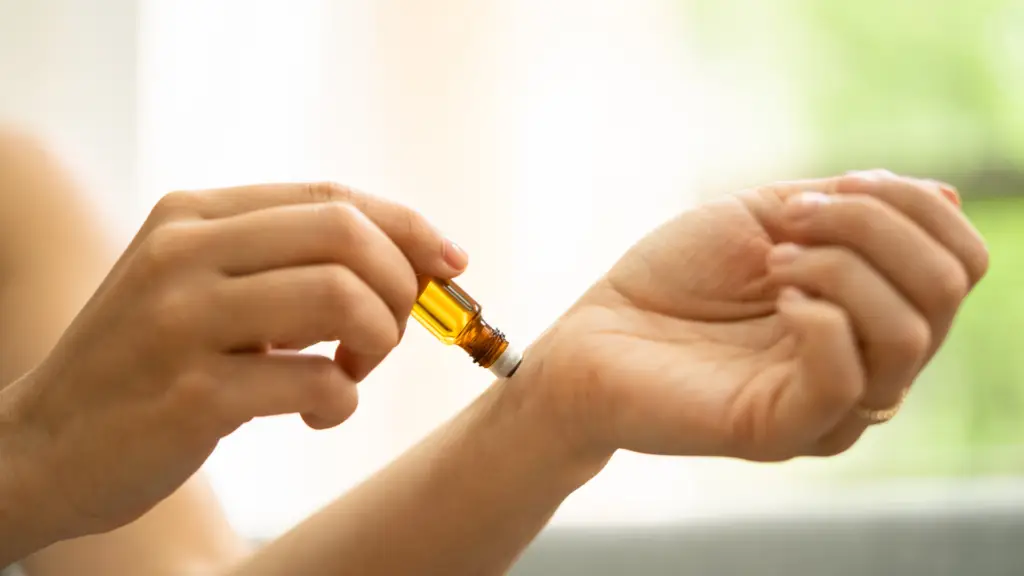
516;170;988;462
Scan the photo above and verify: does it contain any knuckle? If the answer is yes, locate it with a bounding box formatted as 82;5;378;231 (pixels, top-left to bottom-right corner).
316;201;364;244
816;305;851;336
933;263;970;309
152;190;200;221
371;318;401;352
306;181;353;204
399;207;436;245
356;308;401;356
170;370;219;412
809;248;855;294
317;266;359;313
835;195;883;235
889;316;931;358
150;287;196;341
137;222;197;275
864;168;898;180
837;169;893;193
972;242;991;283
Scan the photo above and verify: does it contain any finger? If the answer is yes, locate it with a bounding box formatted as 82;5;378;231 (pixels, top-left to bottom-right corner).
767;244;929;410
165;182;467;277
768;287;864;456
210;351;359;431
333;343;380;385
201;202;418;324
211;265;399;364
837;170;988;285
778;191;968;354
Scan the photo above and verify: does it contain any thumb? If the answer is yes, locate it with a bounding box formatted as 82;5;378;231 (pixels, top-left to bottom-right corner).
771;287;865;454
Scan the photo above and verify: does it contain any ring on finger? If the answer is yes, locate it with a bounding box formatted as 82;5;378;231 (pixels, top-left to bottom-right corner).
854;388;909;425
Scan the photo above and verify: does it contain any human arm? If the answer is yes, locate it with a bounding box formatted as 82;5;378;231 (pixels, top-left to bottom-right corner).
0;130;473;571
0;128;579;576
0;129;249;573
197;171;992;576
229;374;605;576
2;158;988;576
0;131;588;576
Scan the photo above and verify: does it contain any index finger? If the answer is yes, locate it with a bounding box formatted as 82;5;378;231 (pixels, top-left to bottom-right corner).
170;182;469;278
835;171;989;286
742;172;988;286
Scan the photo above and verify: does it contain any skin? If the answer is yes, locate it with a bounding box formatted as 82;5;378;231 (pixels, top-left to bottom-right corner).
0;131;988;575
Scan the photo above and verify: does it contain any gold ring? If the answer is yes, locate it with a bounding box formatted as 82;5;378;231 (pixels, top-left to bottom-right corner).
854;388;909;425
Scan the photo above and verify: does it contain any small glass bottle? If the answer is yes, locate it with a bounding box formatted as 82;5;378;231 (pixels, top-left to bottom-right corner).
411;277;523;378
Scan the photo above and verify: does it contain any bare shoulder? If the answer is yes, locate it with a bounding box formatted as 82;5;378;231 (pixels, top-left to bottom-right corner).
0;126;108;269
0;126;76;216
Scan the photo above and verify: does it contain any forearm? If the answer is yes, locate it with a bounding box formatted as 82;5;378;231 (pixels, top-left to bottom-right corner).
0;375;66;567
0;484;48;569
0;460;44;567
233;374;608;576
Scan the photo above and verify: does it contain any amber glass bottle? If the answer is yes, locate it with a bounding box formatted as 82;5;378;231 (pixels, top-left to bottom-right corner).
411;277;522;378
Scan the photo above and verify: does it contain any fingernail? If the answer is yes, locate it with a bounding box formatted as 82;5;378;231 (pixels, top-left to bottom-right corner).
933;181;961;207
443;240;469;271
768;243;803;267
784;191;831;221
844;169;888;183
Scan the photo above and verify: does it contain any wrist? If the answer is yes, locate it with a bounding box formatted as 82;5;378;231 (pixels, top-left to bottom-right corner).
0;376;69;562
0;463;50;565
496;352;613;489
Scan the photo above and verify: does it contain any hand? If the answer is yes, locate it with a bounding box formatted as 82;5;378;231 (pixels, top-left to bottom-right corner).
519;171;988;463
0;182;466;539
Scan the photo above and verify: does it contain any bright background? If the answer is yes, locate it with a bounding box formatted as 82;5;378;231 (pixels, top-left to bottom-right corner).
2;0;1022;541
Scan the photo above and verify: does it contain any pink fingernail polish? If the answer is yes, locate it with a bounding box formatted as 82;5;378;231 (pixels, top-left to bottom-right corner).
938;183;961;207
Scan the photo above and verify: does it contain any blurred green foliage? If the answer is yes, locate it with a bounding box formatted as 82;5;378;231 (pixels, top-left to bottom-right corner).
690;0;1024;176
797;0;1024;173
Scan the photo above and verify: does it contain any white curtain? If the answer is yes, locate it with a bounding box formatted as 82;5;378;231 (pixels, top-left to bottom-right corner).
4;0;814;540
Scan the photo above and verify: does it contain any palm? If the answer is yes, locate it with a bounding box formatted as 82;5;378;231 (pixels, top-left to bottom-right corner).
559;192;806;459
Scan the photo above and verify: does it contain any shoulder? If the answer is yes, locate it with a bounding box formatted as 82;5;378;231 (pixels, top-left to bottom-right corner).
0;125;72;216
0;126;109;276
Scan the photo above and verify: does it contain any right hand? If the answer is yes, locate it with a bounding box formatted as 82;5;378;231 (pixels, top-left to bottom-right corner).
0;182;466;539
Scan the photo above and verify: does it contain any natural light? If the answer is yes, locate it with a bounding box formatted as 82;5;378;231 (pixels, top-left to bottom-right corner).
135;0;808;539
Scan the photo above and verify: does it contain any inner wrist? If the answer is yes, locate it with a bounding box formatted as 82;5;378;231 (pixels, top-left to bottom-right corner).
0;401;52;563
494;359;613;488
0;377;68;560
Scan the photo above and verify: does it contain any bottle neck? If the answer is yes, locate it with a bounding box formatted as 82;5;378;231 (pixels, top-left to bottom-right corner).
457;317;510;370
